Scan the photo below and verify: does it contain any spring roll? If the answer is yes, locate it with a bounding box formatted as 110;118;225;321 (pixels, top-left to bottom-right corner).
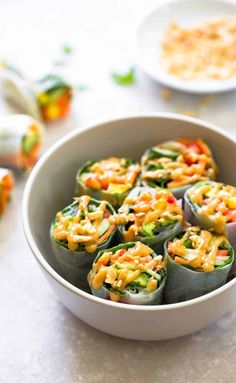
36;74;73;121
185;181;236;248
75;157;140;208
0;114;43;170
112;186;183;252
0;168;14;215
1;69;72;122
164;226;234;303
50;196;117;289
141;138;217;198
88;241;167;304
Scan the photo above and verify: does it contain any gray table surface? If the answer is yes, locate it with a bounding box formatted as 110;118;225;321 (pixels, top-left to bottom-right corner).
1;1;236;382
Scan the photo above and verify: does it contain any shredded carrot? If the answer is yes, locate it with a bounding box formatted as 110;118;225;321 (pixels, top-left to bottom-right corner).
97;224;116;244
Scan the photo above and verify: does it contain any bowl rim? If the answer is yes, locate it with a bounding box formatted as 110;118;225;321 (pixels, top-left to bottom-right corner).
136;0;236;94
22;112;236;311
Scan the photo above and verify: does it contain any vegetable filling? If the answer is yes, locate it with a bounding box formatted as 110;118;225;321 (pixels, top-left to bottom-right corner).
80;157;140;194
0;168;14;215
110;188;183;242
167;226;232;272
141;139;217;189
21;123;42;169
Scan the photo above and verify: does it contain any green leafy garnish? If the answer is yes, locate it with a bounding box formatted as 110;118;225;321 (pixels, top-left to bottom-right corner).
183;239;193;248
111;67;136;86
62;44;73;55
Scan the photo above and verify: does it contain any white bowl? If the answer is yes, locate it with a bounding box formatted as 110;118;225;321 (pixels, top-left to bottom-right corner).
23;113;236;340
136;0;236;94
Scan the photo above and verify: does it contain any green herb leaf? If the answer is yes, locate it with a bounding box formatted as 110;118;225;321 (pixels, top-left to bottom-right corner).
111;67;136;86
62;44;73;55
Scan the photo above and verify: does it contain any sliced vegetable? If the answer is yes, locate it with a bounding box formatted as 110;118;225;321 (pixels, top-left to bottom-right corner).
0;168;14;215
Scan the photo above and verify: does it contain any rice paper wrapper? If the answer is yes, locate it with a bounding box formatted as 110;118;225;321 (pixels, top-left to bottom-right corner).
90;277;166;305
184;193;236;271
50;224;116;291
163;254;234;304
0;70;41;120
0;114;44;169
171;184;193;200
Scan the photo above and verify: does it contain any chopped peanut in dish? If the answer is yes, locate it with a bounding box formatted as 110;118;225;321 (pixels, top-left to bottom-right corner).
162;19;236;80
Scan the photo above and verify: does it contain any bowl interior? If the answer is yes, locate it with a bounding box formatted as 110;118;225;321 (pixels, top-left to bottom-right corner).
136;0;236;93
25;115;236;300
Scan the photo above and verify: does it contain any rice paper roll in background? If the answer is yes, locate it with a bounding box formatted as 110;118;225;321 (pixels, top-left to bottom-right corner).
164;226;234;304
36;74;73;121
185;181;236;253
50;196;117;290
0;69;73;122
0;168;14;215
75;157;140;208
141;138;217;199
0;114;43;170
88;241;167;304
113;186;183;252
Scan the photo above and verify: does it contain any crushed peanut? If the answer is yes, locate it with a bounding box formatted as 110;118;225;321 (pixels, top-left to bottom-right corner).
162;19;236;80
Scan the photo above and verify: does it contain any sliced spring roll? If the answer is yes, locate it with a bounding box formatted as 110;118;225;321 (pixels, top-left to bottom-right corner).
141;138;217;198
88;241;166;304
36;74;73;121
75;157;141;208
0;69;72;122
112;186;183;252
0;168;14;215
185;181;236;248
0;114;43;170
50;196;117;289
164;226;234;303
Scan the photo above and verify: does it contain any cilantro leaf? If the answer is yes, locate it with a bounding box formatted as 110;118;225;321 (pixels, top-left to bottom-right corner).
111;67;136;86
62;44;73;55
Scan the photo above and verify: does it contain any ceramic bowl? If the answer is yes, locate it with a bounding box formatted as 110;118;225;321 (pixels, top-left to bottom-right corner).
136;0;236;93
23;113;236;340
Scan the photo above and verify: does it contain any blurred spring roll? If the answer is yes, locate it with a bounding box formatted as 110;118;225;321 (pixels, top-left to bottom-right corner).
141;138;217;198
0;168;14;215
36;74;73;121
0;114;43;170
112;186;183;252
164;226;234;303
1;69;72;122
88;241;166;304
50;196;117;288
75;157;141;208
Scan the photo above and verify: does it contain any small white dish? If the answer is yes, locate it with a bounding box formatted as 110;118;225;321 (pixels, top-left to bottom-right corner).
23;113;236;340
136;0;236;93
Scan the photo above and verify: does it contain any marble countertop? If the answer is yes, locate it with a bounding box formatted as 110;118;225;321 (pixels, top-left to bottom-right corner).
1;1;236;382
